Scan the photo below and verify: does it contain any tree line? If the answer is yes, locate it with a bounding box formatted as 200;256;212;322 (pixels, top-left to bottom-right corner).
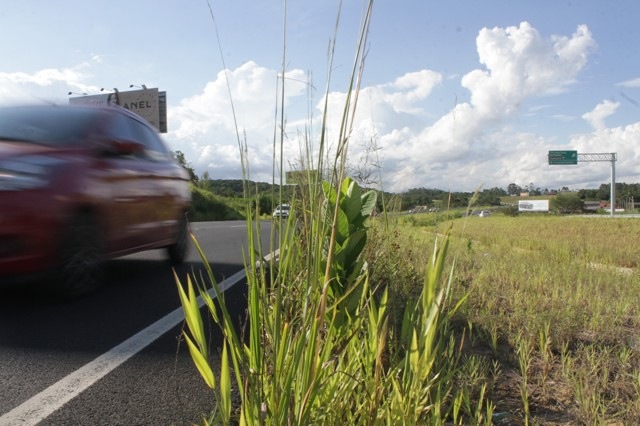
174;151;637;213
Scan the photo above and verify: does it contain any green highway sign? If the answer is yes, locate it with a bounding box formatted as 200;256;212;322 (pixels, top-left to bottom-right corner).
548;150;578;165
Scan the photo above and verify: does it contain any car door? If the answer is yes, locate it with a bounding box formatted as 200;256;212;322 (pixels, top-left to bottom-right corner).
95;112;158;252
124;116;187;246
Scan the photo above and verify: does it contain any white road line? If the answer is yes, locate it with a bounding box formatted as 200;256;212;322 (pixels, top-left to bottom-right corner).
0;268;247;426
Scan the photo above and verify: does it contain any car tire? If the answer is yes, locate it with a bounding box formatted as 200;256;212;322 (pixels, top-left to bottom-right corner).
168;214;190;265
57;213;105;297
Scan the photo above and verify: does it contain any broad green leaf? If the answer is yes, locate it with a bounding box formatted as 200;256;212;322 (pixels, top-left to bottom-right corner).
334;207;350;244
343;229;366;266
360;190;377;217
322;180;337;206
340;176;354;198
342;179;362;222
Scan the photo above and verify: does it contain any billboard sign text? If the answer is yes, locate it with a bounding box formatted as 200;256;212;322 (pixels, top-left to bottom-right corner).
69;88;166;133
519;200;549;212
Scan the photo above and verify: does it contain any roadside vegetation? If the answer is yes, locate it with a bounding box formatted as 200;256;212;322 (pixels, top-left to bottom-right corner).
176;1;480;423
172;1;640;424
380;212;640;424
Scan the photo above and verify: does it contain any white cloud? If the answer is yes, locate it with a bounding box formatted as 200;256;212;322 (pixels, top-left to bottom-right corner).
1;21;633;194
582;100;620;130
90;53;104;63
371;22;596;191
0;62;100;104
552;114;577;122
166;61;308;182
568;122;640;186
163;22;603;192
385;70;442;112
617;77;640;88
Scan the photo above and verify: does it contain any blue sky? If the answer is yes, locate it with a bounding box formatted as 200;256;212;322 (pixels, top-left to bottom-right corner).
1;0;639;192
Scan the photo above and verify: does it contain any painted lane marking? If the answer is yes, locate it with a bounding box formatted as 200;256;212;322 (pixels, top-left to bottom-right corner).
0;268;246;426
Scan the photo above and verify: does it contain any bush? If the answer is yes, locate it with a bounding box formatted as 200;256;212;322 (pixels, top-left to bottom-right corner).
189;186;244;221
551;192;584;214
503;205;519;217
252;193;274;216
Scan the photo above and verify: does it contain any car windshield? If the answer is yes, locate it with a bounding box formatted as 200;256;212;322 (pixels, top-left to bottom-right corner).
0;106;101;146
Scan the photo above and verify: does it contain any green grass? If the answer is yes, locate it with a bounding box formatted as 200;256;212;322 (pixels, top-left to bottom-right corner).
174;0;640;423
174;1;494;423
189;185;245;221
375;214;640;423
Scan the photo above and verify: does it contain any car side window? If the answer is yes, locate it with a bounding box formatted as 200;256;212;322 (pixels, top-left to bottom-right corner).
103;113;139;159
126;117;170;162
106;113;136;141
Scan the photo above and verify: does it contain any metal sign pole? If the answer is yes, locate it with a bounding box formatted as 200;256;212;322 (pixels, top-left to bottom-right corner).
610;155;616;217
550;152;618;215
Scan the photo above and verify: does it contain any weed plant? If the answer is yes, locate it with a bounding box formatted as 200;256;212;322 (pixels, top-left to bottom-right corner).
172;1;640;423
172;1;497;425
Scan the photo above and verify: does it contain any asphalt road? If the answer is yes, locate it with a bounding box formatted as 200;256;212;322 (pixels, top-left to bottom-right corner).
0;220;273;426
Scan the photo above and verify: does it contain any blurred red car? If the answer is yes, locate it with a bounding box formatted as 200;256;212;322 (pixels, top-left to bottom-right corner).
0;104;191;295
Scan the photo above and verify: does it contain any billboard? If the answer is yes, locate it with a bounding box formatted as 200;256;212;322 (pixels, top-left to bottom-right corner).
69;88;167;133
518;200;549;212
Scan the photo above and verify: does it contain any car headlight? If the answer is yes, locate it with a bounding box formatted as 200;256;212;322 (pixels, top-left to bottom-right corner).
0;157;53;190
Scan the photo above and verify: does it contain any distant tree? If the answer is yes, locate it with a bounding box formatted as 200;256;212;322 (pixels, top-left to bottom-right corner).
507;183;522;196
174;150;198;183
250;194;272;216
443;192;469;208
596;184;610;200
478;187;505;206
503;205;519;217
551;192;584;214
616;182;640;200
401;188;446;209
578;188;598;200
198;170;212;191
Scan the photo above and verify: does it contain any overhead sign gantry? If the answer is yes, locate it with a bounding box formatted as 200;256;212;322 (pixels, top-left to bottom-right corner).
548;151;617;216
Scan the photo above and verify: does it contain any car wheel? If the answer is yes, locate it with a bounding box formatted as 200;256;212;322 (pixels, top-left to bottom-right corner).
57;214;105;297
168;214;190;265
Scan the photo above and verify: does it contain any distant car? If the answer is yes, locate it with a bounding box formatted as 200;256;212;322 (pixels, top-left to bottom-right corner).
479;210;491;217
272;204;291;218
0;104;191;295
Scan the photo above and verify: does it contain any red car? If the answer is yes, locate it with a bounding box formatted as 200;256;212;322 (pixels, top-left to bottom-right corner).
0;104;191;295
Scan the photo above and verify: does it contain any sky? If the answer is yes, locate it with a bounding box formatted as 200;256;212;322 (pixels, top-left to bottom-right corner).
1;0;640;193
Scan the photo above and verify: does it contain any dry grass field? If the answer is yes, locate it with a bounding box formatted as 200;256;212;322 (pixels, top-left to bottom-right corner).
370;213;640;424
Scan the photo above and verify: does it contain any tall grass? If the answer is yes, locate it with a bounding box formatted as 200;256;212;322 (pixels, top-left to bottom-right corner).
173;1;488;424
173;0;640;422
